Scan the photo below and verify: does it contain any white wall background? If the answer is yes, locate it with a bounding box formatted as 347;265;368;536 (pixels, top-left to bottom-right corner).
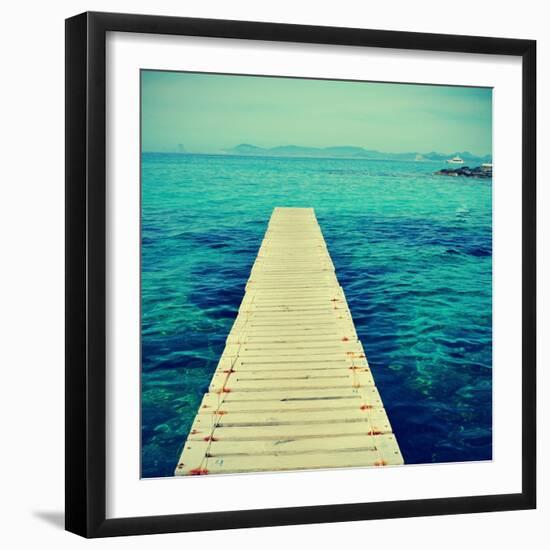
0;0;546;547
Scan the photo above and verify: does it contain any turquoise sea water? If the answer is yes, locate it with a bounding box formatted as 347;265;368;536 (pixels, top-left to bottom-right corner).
141;152;492;478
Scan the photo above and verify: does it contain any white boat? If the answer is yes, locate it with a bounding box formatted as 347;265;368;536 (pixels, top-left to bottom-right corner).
446;155;464;165
482;162;493;170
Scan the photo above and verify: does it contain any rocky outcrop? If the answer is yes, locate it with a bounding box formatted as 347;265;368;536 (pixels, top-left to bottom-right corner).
435;166;492;178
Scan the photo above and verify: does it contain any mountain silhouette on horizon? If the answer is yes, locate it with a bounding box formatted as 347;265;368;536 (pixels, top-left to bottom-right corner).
225;143;492;163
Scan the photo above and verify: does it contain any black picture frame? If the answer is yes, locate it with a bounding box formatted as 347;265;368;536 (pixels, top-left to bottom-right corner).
65;11;536;538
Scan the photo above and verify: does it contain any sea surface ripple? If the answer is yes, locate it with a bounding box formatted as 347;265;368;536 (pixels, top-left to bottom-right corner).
141;153;492;478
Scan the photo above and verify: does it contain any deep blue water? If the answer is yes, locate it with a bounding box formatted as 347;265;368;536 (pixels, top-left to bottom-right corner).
141;153;492;478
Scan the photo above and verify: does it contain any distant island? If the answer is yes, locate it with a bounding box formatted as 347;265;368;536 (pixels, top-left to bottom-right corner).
218;144;492;164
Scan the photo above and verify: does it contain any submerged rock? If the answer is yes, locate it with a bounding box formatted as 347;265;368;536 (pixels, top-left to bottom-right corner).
435;165;492;178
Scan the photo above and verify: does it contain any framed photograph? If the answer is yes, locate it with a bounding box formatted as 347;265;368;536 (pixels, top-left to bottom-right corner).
65;11;536;538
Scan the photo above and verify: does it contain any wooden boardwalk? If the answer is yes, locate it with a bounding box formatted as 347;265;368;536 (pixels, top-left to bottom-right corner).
175;207;403;475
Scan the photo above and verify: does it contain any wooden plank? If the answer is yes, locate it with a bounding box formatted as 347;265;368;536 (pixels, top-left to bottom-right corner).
209;372;375;393
211;367;370;381
228;325;357;338
217;362;368;374
175;207;402;476
176;434;403;475
208;376;376;394
199;386;384;411
229;330;357;341
218;354;365;361
198;386;381;406
230;321;355;330
183;433;400;457
224;340;363;351
186;420;394;443
191;407;391;429
215;356;368;369
239;297;347;306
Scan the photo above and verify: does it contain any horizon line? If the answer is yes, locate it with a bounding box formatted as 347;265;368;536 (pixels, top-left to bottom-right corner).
141;144;492;158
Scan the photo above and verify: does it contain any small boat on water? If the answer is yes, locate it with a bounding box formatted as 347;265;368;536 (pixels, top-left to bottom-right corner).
446;155;464;165
481;162;493;170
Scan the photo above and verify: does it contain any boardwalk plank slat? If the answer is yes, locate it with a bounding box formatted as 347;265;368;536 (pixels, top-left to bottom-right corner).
199;387;384;411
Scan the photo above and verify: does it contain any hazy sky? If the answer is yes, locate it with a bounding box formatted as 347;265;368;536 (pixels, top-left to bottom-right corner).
141;70;492;156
